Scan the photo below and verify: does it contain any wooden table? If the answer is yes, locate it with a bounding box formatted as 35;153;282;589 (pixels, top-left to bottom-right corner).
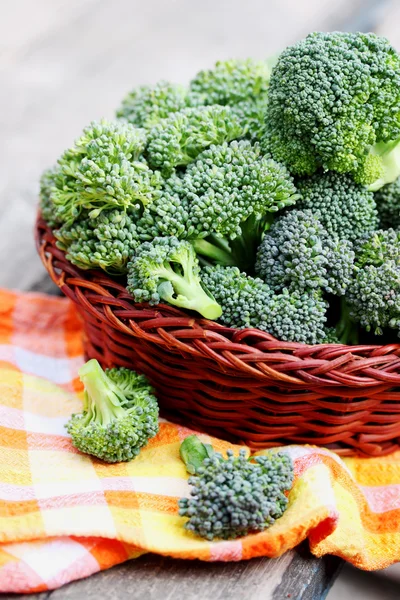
1;1;400;598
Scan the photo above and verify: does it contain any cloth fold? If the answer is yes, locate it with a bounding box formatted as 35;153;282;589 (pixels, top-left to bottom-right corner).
0;288;400;594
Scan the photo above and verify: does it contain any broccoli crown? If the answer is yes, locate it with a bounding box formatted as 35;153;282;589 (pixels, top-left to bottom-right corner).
66;359;159;463
264;32;400;186
297;172;378;242
346;229;400;335
39;167;61;227
116;81;188;129
127;236;222;319
54;209;139;274
201;265;272;329
145;105;243;175
230;96;270;141
375;177;400;229
265;288;327;344
51;120;162;224
178;437;293;540
255;209;355;296
189;58;272;106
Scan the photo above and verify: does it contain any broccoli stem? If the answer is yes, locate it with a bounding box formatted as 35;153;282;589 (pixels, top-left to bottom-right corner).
78;359;126;425
192;238;236;266
336;298;359;345
368;138;400;191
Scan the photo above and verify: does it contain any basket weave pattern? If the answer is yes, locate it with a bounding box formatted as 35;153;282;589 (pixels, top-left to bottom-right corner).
36;216;400;457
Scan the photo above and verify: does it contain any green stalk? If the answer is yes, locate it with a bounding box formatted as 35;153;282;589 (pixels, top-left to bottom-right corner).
78;359;126;425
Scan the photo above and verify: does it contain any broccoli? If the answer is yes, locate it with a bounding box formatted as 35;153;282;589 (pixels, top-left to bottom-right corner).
297;172;378;242
127;236;222;319
66;359;159;463
54;209;139;274
201;265;272;329
375;178;400;230
346;229;400;335
145;105;243;175
116;81;188;129
50;120;162;224
178;435;293;540
39;166;61;227
202;265;328;344
255;209;355;296
264;32;400;190
139;140;299;271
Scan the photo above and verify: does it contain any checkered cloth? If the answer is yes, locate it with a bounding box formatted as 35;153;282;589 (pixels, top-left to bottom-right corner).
1;288;400;594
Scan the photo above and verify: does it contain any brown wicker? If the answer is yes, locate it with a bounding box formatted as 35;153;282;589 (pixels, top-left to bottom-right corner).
35;215;400;457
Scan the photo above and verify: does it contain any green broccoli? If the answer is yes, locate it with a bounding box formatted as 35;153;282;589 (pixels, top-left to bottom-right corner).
39;166;61;227
264;32;400;190
139;141;299;271
297;172;378;242
202;265;328;344
66;359;159;463
127;236;222;319
116;81;188;129
255;210;355;296
178;435;293;540
54;209;139;274
145;105;243;175
50;120;162;224
346;229;400;335
374;178;400;230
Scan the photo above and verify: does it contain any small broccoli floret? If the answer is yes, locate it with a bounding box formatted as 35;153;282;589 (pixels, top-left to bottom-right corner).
178;435;293;540
230;96;270;141
265;288;328;344
127;237;222;319
255;210;355;296
39;167;61;227
54;209;139;274
51;120;162;224
146;105;243;175
375;178;400;230
264;32;400;189
346;229;400;335
201;265;272;329
297;172;378;242
66;359;159;463
116;81;188;128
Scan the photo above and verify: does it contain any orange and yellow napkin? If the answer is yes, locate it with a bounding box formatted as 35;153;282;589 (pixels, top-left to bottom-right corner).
0;288;400;593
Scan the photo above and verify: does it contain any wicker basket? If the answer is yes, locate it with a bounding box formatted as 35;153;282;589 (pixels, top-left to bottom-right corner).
35;215;400;457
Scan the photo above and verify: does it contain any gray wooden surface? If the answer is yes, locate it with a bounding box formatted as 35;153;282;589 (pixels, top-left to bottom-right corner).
1;1;400;598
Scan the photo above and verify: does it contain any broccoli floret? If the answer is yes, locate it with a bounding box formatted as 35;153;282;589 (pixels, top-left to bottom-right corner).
297;172;378;242
146;105;243;175
264;32;400;189
141;140;298;270
201;265;272;329
127;236;222;319
178;435;293;540
39;166;61;227
230;96;270;141
255;210;355;296
66;359;159;463
51;120;162;224
375;178;400;230
54;209;139;274
346;229;400;335
116;81;188;128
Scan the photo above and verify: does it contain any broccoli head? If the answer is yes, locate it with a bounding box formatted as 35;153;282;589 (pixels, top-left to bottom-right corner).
297;172;378;242
375;177;400;230
127;236;222;319
116;81;188;129
66;359;159;463
178;435;293;540
54;209;139;274
39;166;61;228
255;209;355;296
264;32;400;189
346;229;400;335
145;105;243;175
50;120;162;224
